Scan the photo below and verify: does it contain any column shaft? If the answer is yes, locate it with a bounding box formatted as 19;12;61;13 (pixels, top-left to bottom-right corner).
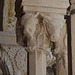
29;50;46;75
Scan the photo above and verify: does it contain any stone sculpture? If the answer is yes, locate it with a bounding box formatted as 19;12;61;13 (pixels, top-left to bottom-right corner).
21;12;50;53
21;12;67;75
41;13;67;75
41;13;66;55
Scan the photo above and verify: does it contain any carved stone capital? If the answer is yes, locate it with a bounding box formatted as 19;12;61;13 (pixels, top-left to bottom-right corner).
21;12;50;53
21;12;66;56
41;13;65;42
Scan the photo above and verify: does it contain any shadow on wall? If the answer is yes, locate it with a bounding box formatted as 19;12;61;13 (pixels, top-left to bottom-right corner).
15;0;27;47
0;0;4;31
46;64;56;75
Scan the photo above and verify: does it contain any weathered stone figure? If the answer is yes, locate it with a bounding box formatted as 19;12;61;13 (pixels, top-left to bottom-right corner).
21;12;50;52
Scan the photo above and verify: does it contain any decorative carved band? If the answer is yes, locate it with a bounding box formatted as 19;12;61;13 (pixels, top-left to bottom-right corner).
1;45;27;75
15;49;27;72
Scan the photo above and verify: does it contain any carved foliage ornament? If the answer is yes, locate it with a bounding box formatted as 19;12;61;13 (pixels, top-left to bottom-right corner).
41;13;66;55
1;45;27;74
15;49;27;72
41;13;65;42
21;12;39;39
21;12;66;54
21;12;50;52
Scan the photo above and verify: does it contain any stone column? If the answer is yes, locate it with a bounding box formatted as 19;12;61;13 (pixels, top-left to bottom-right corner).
53;24;68;75
3;0;17;32
56;48;68;75
21;12;50;75
54;25;68;75
21;0;69;75
29;50;46;75
70;0;75;75
41;13;68;75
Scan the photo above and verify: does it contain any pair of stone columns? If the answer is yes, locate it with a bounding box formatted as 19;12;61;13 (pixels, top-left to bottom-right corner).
20;12;68;75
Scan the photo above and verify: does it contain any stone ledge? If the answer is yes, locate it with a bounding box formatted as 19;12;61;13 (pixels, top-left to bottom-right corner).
23;6;67;14
0;31;18;45
22;0;69;14
22;1;69;9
